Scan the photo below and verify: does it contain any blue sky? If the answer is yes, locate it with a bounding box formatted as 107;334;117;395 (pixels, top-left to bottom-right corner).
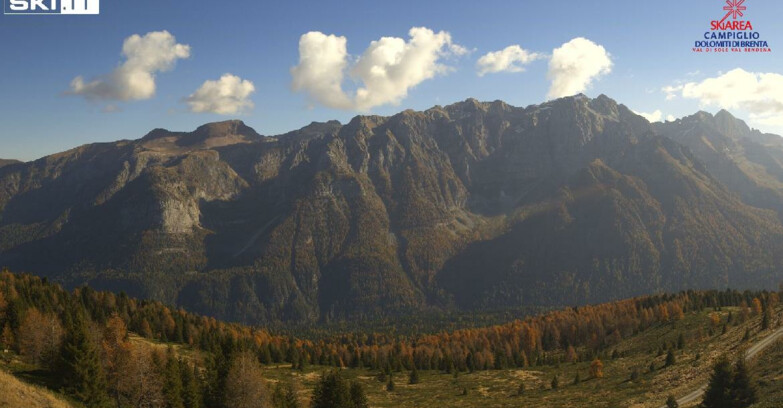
0;0;781;160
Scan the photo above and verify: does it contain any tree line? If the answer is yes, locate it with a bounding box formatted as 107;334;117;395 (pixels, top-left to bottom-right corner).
0;269;779;407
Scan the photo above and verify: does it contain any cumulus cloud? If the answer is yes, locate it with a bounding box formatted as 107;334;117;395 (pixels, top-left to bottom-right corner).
547;37;612;99
634;109;663;122
662;84;684;101
291;27;466;111
68;31;190;102
290;32;353;110
186;74;255;115
667;114;676;122
476;45;542;76
676;68;783;127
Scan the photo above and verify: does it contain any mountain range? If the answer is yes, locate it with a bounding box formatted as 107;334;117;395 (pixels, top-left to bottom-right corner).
1;94;782;324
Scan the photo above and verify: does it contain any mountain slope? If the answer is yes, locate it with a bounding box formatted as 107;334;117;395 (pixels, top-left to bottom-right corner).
1;96;782;323
657;111;783;217
0;369;74;408
0;159;19;168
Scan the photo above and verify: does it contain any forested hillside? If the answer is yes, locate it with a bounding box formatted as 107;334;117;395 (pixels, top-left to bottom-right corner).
1;270;781;407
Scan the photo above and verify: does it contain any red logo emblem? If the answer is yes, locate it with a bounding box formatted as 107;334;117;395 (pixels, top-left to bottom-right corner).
720;0;747;24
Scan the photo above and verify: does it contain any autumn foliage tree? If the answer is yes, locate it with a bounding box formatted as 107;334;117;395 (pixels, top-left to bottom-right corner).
589;359;604;379
224;351;270;408
17;308;63;367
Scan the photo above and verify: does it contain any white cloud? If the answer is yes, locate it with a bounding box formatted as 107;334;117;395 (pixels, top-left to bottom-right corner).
476;45;542;76
676;68;783;127
547;37;612;99
290;32;353;110
662;85;684;101
666;114;676;122
291;27;466;111
186;74;255;115
634;109;663;122
69;31;190;102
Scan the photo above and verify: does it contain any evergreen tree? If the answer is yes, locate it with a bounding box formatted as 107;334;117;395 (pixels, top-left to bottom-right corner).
181;364;202;408
349;382;368;408
311;370;352;408
466;352;475;373
164;349;185;408
386;374;395;392
272;381;300;408
517;382;525;396
60;304;111;408
408;367;420;384
550;375;559;389
730;359;757;407
666;395;679;408
665;349;676;367
573;372;581;385
701;358;733;408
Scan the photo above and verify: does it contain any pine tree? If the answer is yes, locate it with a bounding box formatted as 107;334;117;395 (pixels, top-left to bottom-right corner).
550;375;559;389
272;381;300;408
666;395;679;408
164;349;185;408
181;364;202;408
408;367;419;384
730;359;757;407
386;374;395;392
349;382;368;408
573;372;581;385
311;370;352;408
701;357;733;408
665;349;676;367
60;304;111;408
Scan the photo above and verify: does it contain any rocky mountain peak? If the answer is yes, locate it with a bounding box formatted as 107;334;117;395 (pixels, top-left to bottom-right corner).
186;120;261;144
2;96;782;324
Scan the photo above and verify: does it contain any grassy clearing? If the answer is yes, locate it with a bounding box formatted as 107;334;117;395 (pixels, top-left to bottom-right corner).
260;307;782;408
750;336;783;408
0;365;73;408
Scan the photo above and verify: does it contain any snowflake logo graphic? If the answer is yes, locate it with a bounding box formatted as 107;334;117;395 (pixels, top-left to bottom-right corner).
720;0;747;23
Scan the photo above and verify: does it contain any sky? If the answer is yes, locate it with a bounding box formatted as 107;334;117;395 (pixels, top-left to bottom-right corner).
0;0;782;161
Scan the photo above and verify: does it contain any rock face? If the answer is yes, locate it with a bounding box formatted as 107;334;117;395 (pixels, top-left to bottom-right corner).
657;111;783;216
1;98;782;324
